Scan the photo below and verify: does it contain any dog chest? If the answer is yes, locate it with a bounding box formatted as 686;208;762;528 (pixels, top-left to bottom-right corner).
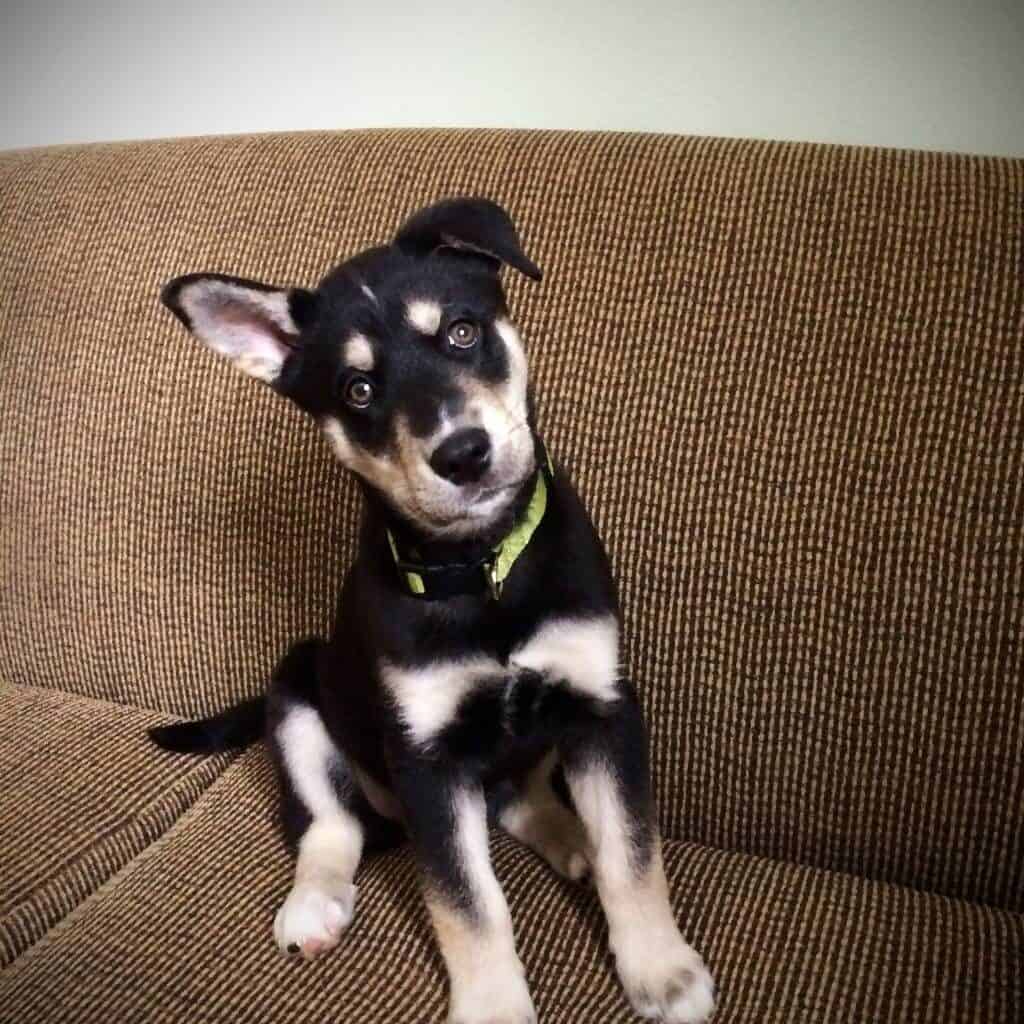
380;612;621;755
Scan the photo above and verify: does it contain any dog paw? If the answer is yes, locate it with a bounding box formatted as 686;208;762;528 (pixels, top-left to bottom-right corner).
526;820;590;882
273;881;358;961
448;964;537;1024
562;848;590;882
501;801;591;883
614;933;715;1023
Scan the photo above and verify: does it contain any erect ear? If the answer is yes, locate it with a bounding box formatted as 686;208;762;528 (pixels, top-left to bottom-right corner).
394;197;542;281
161;273;318;385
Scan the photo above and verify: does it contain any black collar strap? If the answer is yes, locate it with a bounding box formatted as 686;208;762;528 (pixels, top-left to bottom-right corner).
387;455;551;601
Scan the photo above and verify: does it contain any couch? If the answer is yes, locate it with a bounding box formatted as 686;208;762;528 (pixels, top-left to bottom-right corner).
0;128;1021;1022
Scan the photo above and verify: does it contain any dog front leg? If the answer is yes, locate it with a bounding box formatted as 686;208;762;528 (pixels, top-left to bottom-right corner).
560;681;716;1024
394;761;536;1024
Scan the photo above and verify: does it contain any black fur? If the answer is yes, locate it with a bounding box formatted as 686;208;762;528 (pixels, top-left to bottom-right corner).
559;679;657;874
389;753;480;912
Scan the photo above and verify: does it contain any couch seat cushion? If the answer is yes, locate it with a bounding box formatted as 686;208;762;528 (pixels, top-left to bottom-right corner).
0;747;1019;1023
0;684;230;963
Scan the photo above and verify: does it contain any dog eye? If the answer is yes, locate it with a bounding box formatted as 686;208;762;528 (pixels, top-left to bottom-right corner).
344;376;374;409
447;319;480;350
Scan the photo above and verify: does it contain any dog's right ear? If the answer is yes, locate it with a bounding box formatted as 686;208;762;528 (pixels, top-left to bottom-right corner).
394;197;542;281
161;273;318;386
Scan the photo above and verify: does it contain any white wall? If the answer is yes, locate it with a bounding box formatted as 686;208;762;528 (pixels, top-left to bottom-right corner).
2;0;1022;157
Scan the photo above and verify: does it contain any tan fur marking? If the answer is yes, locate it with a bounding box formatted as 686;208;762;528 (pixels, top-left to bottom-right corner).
493;317;529;411
405;298;443;334
321;416;406;494
343;332;374;371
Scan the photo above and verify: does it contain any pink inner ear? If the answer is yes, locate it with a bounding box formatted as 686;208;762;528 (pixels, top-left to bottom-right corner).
218;300;299;351
180;279;301;380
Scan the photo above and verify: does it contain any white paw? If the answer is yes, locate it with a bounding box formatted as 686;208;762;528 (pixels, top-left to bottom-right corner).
273;881;358;960
448;964;537;1024
614;933;715;1023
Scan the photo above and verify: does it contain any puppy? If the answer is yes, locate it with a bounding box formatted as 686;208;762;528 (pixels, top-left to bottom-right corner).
150;198;715;1024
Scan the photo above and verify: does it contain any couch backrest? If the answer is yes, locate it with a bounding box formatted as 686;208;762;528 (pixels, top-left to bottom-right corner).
1;130;1021;910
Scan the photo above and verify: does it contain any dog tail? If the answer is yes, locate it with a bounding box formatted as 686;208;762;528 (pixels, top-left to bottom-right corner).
148;695;266;755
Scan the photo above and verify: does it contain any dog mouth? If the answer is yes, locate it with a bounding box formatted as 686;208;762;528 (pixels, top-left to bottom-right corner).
407;464;536;533
468;463;537;504
472;477;526;503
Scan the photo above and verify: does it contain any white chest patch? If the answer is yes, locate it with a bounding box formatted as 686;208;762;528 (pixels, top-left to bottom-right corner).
381;617;620;746
380;655;503;747
511;615;621;704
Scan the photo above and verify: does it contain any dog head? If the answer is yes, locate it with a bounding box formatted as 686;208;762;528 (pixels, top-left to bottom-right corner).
162;198;542;540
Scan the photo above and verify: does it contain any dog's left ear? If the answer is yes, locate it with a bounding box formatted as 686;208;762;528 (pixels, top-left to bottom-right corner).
394;197;542;281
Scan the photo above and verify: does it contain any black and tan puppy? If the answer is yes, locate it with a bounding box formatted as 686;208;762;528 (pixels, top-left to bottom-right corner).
151;199;715;1024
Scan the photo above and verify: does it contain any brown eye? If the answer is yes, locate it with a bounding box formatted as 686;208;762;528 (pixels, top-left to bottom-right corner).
447;319;480;349
345;376;374;409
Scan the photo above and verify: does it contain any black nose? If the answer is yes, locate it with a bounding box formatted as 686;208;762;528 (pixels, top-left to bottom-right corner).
430;428;492;484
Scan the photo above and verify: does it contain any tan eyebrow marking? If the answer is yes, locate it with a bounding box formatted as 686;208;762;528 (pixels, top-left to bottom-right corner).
405;298;443;335
343;332;374;371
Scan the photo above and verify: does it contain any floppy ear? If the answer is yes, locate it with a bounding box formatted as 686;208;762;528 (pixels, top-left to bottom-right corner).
394;197;542;281
161;273;317;385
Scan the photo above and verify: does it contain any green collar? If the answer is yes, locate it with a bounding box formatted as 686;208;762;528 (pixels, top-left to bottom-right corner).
386;460;549;601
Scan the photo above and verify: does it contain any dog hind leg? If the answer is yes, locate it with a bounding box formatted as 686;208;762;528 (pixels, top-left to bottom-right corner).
496;749;591;882
266;640;370;961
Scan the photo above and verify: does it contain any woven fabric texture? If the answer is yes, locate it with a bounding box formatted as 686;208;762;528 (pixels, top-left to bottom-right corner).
0;683;230;964
0;748;1019;1024
0;130;1021;910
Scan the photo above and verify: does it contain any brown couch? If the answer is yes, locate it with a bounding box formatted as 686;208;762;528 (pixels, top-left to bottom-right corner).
0;129;1021;1023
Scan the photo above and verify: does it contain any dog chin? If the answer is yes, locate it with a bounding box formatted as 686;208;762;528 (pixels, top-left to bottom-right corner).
410;470;531;539
416;491;514;539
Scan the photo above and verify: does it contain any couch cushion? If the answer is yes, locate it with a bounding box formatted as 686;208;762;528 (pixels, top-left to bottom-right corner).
0;684;230;964
1;132;1022;910
0;748;1019;1023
